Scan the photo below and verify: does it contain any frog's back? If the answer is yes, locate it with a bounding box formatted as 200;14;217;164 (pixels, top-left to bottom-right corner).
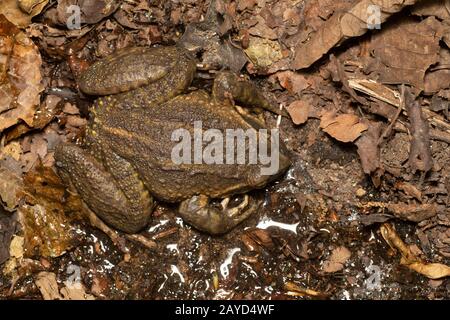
98;91;281;202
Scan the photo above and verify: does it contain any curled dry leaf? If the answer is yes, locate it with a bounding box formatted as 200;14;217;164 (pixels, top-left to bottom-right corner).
0;210;17;264
292;0;418;69
364;201;438;222
56;0;120;25
412;0;450;20
381;223;450;279
367;17;441;90
322;246;351;273
244;228;275;251
355;121;382;174
0;165;23;211
284;281;328;298
35;271;95;300
18;0;49;17
394;181;422;201
0;0;43;27
18;164;84;258
404;89;433;172
320;111;368;143
276;71;309;94
0;162;81;259
286;100;310;125
0;15;44;133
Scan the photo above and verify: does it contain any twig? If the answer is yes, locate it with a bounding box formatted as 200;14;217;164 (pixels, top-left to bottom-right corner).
378;84;405;145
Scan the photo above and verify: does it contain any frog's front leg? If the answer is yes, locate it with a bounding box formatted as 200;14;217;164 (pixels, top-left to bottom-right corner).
55;144;154;233
178;194;259;235
212;71;288;117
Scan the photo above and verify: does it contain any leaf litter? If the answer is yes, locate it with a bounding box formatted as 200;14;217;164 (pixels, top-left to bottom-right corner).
0;0;449;300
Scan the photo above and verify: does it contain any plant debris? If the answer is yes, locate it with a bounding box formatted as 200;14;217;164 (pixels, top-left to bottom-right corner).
0;0;449;300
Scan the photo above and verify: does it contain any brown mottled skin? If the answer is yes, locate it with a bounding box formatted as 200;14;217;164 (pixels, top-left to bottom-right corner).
55;45;291;234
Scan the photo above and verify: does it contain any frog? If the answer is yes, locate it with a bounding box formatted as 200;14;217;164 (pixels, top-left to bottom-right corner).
54;45;291;235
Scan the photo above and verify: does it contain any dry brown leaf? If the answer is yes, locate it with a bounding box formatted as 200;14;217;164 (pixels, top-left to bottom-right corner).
0;15;44;133
367;17;441;90
292;0;418;69
237;0;257;12
286;100;310;125
424;48;450;94
0;0;37;27
322;246;351;273
355;121;381;174
395;181;422;201
56;0;120;25
404;89;433;172
381;223;450;279
320;111;368;143
18;0;49;17
248;15;277;40
276;71;309;94
0;165;23;211
35;272;62;300
0;161;81;259
364;201;438;222
412;0;450;20
18;164;83;258
284;281;328;298
35;271;95;300
0;212;17;264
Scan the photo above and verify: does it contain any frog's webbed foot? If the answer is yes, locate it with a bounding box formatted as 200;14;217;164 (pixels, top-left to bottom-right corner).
55;143;154;233
212;71;288;117
178;194;259;235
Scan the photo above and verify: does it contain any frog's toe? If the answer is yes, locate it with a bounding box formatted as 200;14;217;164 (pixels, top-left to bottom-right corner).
178;194;259;235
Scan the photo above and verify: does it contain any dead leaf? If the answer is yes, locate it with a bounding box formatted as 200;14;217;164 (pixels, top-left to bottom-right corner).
367;17;441;90
0;210;17;264
404;89;433;172
381;223;450;279
412;0;450;20
355;121;382;174
320;111;368;143
276;71;309;94
286;100;310;125
237;0;256;12
18;0;49;17
323;246;351;273
0;0;38;27
0;165;23;211
35;271;94;300
57;0;120;25
364;201;438;222
284;281;328;298
35;272;61;300
248;16;277;40
0;15;44;133
245;228;275;251
292;0;418;69
395;181;422;201
424;45;450;93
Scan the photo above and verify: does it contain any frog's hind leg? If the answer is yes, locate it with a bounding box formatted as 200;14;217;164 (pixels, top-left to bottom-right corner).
212;71;288;117
178;194;259;235
55;144;154;233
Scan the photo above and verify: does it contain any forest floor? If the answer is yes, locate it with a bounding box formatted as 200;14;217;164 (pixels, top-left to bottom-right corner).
0;0;449;299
